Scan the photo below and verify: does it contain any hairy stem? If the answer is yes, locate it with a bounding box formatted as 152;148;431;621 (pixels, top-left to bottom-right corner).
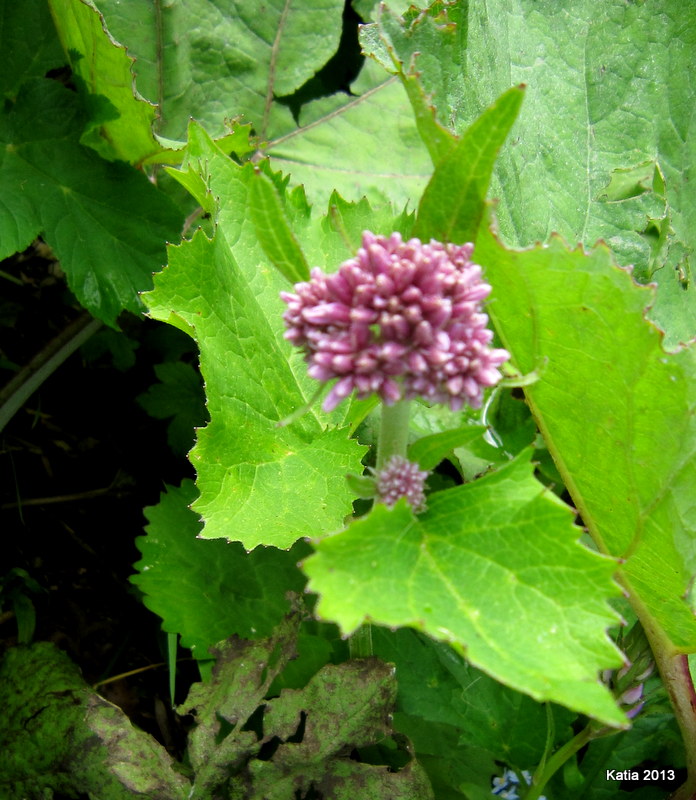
376;400;411;469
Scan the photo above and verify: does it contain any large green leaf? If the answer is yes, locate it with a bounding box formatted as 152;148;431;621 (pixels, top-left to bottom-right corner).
1;0;65;99
304;449;626;726
358;2;466;162
476;225;696;654
91;0;344;143
144;125;366;548
132;481;310;661
363;0;696;347
0;79;181;326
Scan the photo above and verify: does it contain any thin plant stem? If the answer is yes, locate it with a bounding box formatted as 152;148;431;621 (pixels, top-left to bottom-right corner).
0;312;102;434
524;723;595;800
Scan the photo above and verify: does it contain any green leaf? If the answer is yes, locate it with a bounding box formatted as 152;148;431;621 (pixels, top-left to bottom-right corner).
477;225;696;653
0;79;182;327
248;167;310;284
47;0;164;165
413;85;525;245
267;59;433;209
131;481;310;663
144;125;366;548
407;425;490;472
459;0;696;347
572;707;684;799
393;714;496;800
303;449;626;726
1;0;66;99
372;627;575;769
0;642;189;799
92;0;344;142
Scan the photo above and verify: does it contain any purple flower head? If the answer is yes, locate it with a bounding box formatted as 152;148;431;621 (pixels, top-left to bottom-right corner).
374;456;428;512
281;231;509;412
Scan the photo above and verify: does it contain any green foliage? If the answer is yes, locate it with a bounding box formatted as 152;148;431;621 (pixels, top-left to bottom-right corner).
132;481;309;663
180;615;431;800
413;85;524;243
268;58;434;209
145;126;367;548
47;0;163;165
0;568;44;644
304;450;626;726
476;227;696;654
92;0;344;142
430;0;695;349
0;78;182;326
2;1;695;799
372;627;576;770
1;0;65;99
136;362;207;456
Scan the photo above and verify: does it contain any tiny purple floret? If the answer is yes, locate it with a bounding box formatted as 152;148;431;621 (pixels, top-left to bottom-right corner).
281;231;509;412
375;456;428;512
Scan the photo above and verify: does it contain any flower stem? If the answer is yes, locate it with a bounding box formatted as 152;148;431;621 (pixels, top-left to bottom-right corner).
376;400;411;469
349;400;411;659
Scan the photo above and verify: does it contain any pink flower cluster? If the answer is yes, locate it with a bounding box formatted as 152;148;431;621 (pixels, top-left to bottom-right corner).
375;456;428;512
281;231;509;412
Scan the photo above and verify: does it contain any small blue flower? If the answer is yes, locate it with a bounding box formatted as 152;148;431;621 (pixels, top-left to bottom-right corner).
491;769;546;800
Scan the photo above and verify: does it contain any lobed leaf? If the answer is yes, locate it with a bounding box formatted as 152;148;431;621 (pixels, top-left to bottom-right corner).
304;449;627;726
144;124;366;548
